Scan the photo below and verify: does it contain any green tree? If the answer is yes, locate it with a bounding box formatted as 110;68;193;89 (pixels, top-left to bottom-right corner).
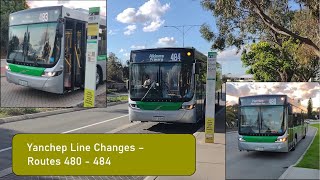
107;53;123;82
307;98;313;119
200;0;319;57
241;40;319;82
0;0;28;57
226;104;238;128
122;60;129;80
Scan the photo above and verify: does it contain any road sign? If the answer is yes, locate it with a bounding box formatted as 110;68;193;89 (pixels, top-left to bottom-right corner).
205;52;217;143
84;7;100;107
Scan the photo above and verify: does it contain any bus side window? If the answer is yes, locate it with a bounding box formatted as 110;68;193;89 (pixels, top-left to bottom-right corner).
293;113;298;126
288;105;292;115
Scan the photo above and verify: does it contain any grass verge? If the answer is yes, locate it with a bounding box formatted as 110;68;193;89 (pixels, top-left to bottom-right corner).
295;124;319;169
0;108;58;118
107;95;128;102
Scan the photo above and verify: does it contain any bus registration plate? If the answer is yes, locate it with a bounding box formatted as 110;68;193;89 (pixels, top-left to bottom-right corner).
255;147;264;151
153;116;164;121
19;80;28;87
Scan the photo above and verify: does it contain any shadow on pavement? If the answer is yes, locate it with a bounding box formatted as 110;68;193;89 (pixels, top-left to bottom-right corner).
146;120;204;134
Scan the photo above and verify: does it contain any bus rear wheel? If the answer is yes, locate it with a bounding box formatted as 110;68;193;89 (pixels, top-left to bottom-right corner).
302;129;306;139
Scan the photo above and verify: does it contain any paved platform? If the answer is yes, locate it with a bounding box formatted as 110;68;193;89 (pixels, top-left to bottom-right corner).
151;132;225;180
279;167;320;179
1;77;106;107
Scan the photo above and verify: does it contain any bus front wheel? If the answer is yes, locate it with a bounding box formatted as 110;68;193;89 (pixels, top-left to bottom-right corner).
291;138;297;151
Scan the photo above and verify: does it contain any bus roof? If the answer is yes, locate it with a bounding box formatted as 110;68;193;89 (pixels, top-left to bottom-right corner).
131;47;196;52
130;47;207;63
10;6;106;26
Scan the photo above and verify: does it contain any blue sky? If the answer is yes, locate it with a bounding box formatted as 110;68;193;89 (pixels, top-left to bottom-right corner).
107;0;247;75
27;0;302;76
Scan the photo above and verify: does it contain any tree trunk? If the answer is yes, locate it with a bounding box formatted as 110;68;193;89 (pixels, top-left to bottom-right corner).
247;0;320;57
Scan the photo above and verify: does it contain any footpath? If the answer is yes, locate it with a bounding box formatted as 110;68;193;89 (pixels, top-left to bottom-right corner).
146;132;225;180
1;59;6;77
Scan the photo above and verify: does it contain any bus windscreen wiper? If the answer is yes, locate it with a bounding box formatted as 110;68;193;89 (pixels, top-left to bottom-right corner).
141;82;157;102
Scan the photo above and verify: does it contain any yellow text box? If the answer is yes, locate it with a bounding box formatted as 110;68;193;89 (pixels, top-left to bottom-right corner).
12;134;195;176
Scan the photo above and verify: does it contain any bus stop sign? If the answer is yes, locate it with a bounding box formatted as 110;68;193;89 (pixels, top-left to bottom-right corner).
84;7;100;107
205;52;217;143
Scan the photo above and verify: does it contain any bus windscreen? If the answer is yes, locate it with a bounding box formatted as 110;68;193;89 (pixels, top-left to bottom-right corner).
130;63;194;102
7;23;61;67
239;106;285;135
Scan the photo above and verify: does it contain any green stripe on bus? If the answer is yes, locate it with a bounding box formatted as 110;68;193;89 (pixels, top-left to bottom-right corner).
97;55;107;61
243;136;278;143
8;63;45;77
136;101;183;111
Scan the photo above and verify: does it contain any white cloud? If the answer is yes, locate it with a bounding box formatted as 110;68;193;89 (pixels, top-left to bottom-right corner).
143;19;165;32
123;53;130;58
226;82;320;109
119;48;125;53
27;0;107;16
116;8;137;23
130;45;146;49
124;25;137;35
157;37;176;47
116;0;170;32
217;47;242;62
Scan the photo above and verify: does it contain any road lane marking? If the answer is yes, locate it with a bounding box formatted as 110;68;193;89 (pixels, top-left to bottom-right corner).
62;114;129;133
0;167;12;178
0;114;129;153
0;147;11;153
105;121;140;133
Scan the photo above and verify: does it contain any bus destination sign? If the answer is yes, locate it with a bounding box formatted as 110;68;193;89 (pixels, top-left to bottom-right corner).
10;8;61;26
131;49;194;63
240;96;286;106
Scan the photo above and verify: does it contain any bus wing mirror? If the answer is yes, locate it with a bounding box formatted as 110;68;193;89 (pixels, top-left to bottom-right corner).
195;63;200;74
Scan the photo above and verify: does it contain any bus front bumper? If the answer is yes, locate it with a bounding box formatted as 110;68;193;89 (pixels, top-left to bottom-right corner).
6;71;63;94
129;106;197;123
238;141;288;152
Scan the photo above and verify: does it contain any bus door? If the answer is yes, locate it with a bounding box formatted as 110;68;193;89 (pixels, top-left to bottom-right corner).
64;19;86;92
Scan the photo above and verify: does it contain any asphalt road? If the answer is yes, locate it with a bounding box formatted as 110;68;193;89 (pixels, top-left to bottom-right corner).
226;126;317;179
0;103;204;180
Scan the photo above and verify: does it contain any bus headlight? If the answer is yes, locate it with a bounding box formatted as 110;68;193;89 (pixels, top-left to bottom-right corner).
5;65;10;71
181;104;195;110
129;103;139;109
275;136;287;142
238;135;245;142
42;71;61;77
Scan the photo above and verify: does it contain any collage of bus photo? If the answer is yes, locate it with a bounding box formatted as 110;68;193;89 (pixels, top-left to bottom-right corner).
0;0;319;180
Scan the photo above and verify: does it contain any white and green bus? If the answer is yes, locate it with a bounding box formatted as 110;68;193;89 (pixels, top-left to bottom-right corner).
128;47;222;123
238;95;308;152
6;6;106;94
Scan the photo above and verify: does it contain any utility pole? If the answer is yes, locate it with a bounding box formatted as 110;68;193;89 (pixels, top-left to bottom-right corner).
163;25;201;47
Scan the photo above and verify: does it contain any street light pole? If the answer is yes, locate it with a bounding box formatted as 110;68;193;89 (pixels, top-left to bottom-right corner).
164;25;201;47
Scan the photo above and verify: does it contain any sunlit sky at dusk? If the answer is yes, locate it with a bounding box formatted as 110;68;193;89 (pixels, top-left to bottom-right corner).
226;82;320;110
